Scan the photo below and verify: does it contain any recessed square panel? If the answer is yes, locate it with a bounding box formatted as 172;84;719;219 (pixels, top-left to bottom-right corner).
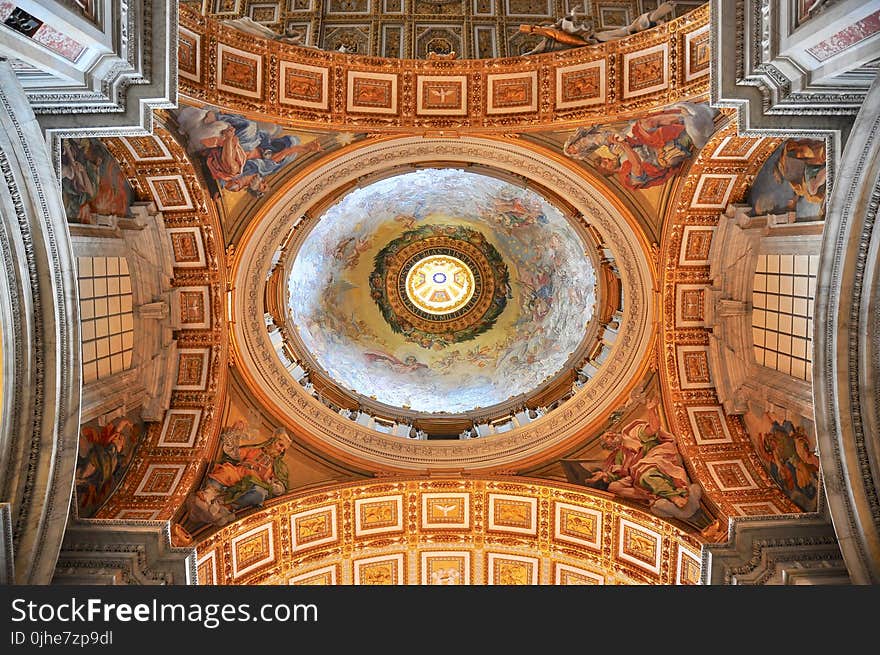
346;71;398;114
732;501;784;516
417;75;468;115
146;175;194;212
212;0;243;15
173;286;211;330
675;284;708;327
556;59;606;109
353;553;404;585
289;564;337;585
420;551;471;585
231;522;275;578
178;26;201;82
486;71;537;114
617;518;662;574
381;24;404;57
711;136;765;161
217;43;263;99
134;464;186;497
684;25;710;81
473;0;494;15
676;545;702;585
623;43;668;98
677;345;713;389
504;0;549;16
488;493;537;535
174;348;210;390
290;505;338;552
599;5;630;29
690;174;738;210
554;502;601;550
707;459;759;491
121;134;172;162
486;553;539;585
249;2;280;22
280;61;329;110
421;492;470;529
678;226;715;266
158;409;202;448
354;494;403;536
554;563;604;585
686;406;733;445
167;227;207;268
197;550;218;585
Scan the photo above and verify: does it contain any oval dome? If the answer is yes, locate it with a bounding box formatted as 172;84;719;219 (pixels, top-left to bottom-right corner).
287;168;598;414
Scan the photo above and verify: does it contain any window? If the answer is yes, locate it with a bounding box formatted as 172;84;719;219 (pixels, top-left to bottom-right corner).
78;256;134;383
752;254;817;381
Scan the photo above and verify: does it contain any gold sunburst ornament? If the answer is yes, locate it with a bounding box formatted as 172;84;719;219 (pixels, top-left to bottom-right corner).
405;254;476;315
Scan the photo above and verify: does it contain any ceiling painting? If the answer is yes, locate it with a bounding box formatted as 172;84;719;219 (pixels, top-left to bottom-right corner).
747;139;828;221
180;378;366;537
520;101;725;244
524;370;717;533
368;223;511;349
75;411;143;518
561;101;720;191
743;409;820;512
165;104;369;243
287;168;598;414
60;138;134;224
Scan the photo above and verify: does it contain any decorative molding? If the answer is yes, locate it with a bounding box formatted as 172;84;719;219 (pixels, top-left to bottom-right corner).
813;71;880;584
0;62;80;583
701;511;848;584
709;0;875;135
178;3;711;132
230;136;656;472
53;519;196;585
0;503;13;584
0;1;179;142
658;119;800;519
194;478;701;585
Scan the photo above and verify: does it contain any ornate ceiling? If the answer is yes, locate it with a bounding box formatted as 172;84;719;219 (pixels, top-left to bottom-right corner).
54;0;835;585
195;478;703;585
187;0;706;59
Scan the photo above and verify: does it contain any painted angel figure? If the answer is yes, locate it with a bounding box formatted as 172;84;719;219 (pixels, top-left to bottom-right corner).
364;351;429;374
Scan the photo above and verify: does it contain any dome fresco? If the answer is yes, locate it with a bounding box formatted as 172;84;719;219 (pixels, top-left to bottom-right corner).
287;168;597;414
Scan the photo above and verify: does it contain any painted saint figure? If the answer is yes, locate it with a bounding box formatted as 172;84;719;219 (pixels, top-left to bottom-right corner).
563;102;718;190
174;106;322;198
76;417;138;516
562;396;702;521
749;138;827;218
186;423;293;527
757;420;819;511
60;139;133;223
